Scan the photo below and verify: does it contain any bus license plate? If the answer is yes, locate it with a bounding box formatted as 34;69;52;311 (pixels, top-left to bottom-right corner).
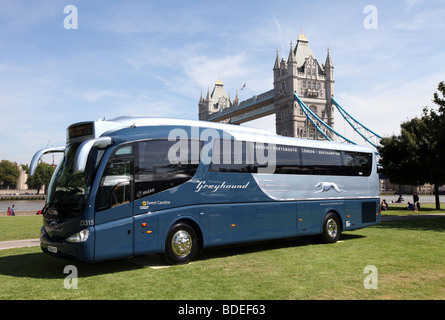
48;246;57;253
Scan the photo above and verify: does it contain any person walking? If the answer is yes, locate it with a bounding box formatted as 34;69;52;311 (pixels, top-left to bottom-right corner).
11;204;15;216
413;192;419;212
7;207;11;216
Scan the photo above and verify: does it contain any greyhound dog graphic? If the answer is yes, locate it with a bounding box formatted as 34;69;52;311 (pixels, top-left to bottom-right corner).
314;182;346;193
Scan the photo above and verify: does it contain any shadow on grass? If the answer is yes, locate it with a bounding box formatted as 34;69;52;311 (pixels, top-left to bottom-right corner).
376;217;445;232
0;250;144;279
0;233;369;277
124;234;364;267
197;233;365;262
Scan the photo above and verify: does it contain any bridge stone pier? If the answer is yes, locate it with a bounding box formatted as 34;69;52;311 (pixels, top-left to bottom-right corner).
199;31;335;140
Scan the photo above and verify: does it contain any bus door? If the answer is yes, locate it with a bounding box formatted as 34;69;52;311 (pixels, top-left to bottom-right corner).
94;145;134;261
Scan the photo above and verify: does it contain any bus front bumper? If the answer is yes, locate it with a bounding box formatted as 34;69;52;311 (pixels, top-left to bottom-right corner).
40;226;94;263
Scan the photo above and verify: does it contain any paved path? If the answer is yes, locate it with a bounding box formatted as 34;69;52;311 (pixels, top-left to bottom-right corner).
0;239;40;250
0;214;444;251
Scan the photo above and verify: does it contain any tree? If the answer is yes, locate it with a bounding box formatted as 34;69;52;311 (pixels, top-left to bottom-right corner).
0;160;21;189
378;81;445;209
26;162;55;194
425;81;445;208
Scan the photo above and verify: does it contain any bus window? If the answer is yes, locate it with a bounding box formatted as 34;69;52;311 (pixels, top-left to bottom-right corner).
210;140;252;173
210;140;274;173
343;151;372;176
301;148;343;175
115;145;132;156
274;145;301;174
135;139;199;199
96;159;134;212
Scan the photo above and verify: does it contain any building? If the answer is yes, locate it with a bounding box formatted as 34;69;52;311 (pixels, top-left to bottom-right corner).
273;31;335;138
0;163;45;195
198;77;239;122
199;31;335;139
16;165;28;190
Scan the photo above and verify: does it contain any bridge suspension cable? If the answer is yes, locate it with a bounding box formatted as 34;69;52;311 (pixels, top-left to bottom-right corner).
331;96;382;148
294;92;382;149
294;93;356;145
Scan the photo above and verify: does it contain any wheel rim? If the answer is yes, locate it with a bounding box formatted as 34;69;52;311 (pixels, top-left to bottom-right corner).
171;230;193;257
326;218;338;239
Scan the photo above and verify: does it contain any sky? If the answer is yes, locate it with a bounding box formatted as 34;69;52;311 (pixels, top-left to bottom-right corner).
1;0;445;165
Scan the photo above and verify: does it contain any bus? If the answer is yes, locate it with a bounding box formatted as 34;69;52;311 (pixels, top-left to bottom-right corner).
30;117;380;264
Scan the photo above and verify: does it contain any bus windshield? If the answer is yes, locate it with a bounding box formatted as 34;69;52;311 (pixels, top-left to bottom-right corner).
44;144;105;217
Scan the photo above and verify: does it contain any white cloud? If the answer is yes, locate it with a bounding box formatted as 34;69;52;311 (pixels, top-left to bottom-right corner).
395;9;445;30
404;0;427;12
81;89;127;103
181;53;251;88
336;71;445;138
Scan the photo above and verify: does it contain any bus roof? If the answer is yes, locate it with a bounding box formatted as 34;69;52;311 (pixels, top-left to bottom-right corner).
98;116;374;154
96;116;276;136
31;117;374;176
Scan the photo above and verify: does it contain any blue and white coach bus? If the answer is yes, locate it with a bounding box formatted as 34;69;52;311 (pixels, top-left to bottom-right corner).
30;117;380;264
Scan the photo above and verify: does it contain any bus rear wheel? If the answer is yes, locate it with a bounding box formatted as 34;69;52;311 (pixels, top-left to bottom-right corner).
322;212;341;243
163;222;198;265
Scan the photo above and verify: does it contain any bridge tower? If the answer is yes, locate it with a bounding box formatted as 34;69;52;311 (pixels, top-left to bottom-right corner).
198;77;239;122
273;31;335;138
198;31;335;140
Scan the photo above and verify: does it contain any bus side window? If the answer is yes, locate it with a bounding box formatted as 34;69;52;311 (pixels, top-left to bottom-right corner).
135;139;199;199
343;151;372;176
96;159;134;212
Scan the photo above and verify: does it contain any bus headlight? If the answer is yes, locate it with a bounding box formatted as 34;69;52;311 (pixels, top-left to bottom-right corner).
66;229;90;243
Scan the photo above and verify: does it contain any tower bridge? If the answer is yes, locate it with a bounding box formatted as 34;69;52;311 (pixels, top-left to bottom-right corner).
198;31;381;149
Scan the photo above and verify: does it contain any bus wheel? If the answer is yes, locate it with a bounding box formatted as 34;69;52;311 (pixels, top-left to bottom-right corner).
163;222;198;265
322;212;341;243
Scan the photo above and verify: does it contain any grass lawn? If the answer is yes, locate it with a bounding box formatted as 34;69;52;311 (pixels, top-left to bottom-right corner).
0;215;444;300
0;215;42;241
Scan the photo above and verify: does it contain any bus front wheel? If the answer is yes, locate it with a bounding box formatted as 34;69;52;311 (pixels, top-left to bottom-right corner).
163;222;198;265
322;212;341;243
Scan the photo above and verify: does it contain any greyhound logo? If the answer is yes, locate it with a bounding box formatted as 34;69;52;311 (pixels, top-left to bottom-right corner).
314;182;345;193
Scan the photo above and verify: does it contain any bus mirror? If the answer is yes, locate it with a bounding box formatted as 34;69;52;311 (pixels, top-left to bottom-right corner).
73;137;112;174
29;146;66;176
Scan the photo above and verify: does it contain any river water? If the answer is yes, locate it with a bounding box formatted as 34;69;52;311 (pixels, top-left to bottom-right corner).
0;200;45;214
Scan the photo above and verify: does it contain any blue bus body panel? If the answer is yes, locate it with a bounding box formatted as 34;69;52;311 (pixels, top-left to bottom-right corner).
296;198;380;236
94;199;133;261
205;201;297;246
133;212;160;256
132;172;271;214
